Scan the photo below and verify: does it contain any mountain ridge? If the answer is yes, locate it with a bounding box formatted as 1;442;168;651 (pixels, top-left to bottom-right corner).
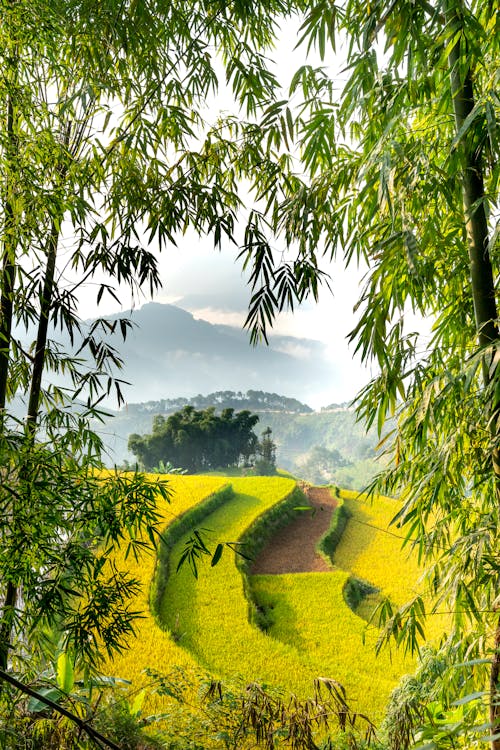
80;301;339;407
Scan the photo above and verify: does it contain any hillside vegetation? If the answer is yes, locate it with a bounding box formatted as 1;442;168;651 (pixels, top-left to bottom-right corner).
97;391;382;490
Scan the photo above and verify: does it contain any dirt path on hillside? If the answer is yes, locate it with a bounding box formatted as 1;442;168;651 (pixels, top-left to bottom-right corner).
250;486;338;574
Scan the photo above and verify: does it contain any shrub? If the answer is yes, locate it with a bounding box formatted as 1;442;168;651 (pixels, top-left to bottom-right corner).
93;693;165;750
316;490;351;564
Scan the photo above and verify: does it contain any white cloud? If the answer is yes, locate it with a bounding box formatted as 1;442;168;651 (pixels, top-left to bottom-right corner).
190;307;247;329
272;342;313;359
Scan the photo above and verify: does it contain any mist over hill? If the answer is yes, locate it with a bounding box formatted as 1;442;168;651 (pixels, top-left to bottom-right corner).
12;299;352;411
12;302;382;488
77;302;343;408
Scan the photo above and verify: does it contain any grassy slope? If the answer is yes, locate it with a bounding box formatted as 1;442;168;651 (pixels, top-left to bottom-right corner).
103;476;441;726
247;490;443;722
250;572;410;723
333;493;420;602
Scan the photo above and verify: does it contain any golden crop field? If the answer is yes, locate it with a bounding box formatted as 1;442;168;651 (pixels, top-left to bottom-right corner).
334;492;420;602
101;474;227;714
250;571;412;722
333;493;449;640
159;476;305;687
101;475;440;729
157;476;415;722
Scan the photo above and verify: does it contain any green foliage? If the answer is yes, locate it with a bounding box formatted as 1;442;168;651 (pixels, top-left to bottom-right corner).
129;406;260;472
7;0;500;741
255;426;277;475
0;426;172;670
142;668;381;750
316;492;351;563
99;395;381;487
151;460;187;475
0;0;356;745
0;0;310;684
0;671;164;750
343;578;379;615
382;647;491;750
93;693;164;750
218;0;500;741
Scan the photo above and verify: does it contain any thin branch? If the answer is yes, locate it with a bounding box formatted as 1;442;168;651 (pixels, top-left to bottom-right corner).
0;668;121;750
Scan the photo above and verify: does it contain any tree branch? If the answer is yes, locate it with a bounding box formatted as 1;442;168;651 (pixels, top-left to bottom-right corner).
0;668;121;750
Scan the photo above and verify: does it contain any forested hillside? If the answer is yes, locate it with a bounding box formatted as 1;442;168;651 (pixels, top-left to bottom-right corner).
124;389;313;415
97;390;382;489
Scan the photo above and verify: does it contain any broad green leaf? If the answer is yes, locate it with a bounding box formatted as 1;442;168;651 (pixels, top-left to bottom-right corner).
56;651;74;694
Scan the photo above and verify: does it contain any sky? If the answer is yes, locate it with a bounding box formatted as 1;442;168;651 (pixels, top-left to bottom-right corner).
159;245;375;405
71;17;375;408
74;230;374;407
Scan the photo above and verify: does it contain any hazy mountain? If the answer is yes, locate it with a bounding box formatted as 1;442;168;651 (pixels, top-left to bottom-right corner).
10;303;382;487
14;302;350;413
78;302;337;407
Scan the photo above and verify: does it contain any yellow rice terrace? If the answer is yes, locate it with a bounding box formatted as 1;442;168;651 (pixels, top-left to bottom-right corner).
103;474;442;731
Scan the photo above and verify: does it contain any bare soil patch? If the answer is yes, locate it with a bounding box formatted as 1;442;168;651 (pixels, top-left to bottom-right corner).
250;486;338;574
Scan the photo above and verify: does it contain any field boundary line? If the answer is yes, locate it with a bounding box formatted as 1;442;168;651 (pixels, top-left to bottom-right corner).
150;483;234;625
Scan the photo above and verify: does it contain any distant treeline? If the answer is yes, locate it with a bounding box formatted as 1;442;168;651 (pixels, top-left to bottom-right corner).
101;390;382;489
123;390;313;416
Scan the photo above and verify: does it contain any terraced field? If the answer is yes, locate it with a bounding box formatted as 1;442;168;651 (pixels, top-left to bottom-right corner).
333;493;449;640
103;475;435;726
159;477;302;685
101;474;228;713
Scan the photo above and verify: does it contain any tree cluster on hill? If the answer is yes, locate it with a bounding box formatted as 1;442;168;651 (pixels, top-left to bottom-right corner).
99;393;382;488
128;406;261;472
